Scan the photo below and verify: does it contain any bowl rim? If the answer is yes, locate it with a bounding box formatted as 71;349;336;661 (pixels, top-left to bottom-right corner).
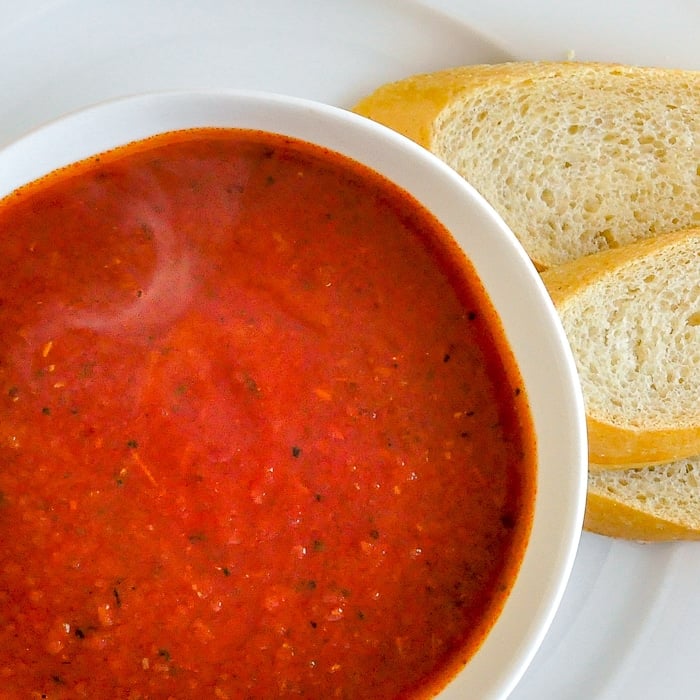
0;89;588;699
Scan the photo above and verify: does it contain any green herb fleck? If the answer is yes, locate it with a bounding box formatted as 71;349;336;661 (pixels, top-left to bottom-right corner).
243;374;260;394
291;446;302;458
126;439;138;449
41;406;51;415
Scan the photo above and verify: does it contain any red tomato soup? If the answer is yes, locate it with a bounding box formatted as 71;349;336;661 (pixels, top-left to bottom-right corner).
0;129;535;699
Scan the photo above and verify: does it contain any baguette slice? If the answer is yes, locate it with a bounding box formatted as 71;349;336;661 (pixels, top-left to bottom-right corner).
585;458;700;540
353;61;700;269
541;227;700;466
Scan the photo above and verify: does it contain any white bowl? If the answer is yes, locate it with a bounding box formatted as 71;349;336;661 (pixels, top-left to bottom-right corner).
0;90;587;699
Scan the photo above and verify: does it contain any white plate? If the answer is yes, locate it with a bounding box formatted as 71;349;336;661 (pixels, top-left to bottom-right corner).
1;1;698;698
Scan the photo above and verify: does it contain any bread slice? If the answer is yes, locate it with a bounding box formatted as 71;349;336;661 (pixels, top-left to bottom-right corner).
540;227;700;466
353;61;700;269
585;457;700;540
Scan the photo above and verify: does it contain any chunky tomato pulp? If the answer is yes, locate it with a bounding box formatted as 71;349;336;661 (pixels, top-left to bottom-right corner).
0;129;535;698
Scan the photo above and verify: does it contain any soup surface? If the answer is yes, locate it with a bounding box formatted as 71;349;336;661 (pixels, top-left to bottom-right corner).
0;128;535;699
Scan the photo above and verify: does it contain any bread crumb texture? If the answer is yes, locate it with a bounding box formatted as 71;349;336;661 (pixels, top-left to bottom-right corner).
554;229;700;430
429;63;700;268
587;457;700;536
